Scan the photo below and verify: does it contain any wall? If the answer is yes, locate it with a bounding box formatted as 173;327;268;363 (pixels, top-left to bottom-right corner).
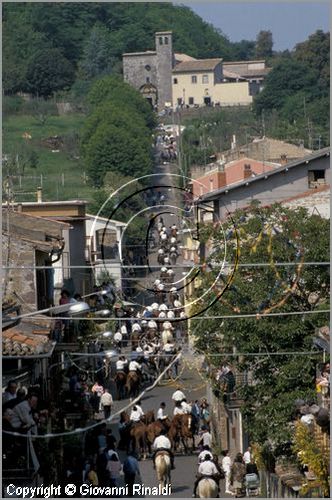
172;71;215;106
173;77;252;107
215;155;330;220
2;234;37;311
213;82;252;106
155;32;173;109
123;52;157;91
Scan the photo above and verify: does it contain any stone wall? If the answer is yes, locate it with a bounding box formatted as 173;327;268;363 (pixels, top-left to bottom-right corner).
2;234;37;311
123;52;157;91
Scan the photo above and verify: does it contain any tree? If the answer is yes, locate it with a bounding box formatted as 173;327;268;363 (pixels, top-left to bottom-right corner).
24;99;58;126
78;24;115;80
87;76;156;130
25;48;75;98
253;59;318;114
255;30;273;59
191;203;329;452
294;30;330;93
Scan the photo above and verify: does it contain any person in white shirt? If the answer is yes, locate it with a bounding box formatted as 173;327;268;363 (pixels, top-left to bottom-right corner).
157;402;168;421
199;426;212;448
198;446;213;464
114;331;122;349
243;446;252;465
120;324;127;335
135;400;144;418
116;356;128;373
129;360;141;372
130;406;142;423
173;402;185;416
181;399;192;414
100;389;113;419
11;394;38;435
152;428;175;469
132;322;142;333
171;388;186;402
221;449;232;494
163;342;174;354
193;455;220;497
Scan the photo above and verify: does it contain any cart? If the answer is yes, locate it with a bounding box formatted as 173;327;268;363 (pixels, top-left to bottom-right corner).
245;473;260;497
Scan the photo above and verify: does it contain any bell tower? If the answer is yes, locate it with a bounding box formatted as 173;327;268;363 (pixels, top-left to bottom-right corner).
155;31;173;111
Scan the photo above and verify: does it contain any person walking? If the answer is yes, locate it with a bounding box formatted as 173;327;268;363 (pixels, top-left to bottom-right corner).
123;451;141;496
106;453;122;487
243;446;252;465
100;389;113;419
222;450;233;495
230;453;246;497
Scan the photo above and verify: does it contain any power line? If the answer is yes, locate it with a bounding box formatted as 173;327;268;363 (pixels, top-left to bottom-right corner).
2;262;330;269
15;309;329;322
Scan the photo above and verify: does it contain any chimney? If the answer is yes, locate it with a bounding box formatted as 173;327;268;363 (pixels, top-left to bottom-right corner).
280;154;288;166
244;163;252;179
36;187;42;203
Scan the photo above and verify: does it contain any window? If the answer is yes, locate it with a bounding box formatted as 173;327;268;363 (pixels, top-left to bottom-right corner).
189;97;194;105
173;78;178;84
202;74;209;84
145;64;151;71
308;170;326;188
191;75;197;84
146;77;150;83
164;37;168;45
159;37;163;45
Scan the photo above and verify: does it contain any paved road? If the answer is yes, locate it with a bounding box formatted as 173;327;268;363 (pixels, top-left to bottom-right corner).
107;161;232;497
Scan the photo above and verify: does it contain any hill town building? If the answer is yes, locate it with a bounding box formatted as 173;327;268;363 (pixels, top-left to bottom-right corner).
123;31;270;110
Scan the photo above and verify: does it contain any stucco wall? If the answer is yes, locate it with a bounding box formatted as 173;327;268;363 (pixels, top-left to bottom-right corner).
173;77;252;107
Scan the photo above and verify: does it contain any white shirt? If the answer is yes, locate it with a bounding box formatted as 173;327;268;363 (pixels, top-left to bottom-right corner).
198;450;213;463
148;320;157;329
136;405;144;417
198;461;218;476
202;431;212;448
120;325;127;334
100;392;113;407
181;401;192;414
130;410;141;422
172;390;186;402
129;361;141;372
164;343;174;353
173;406;184;416
114;332;122;342
153;435;171;450
243;451;251;464
116;359;127;370
157;407;167;420
222;456;232;473
132;323;141;332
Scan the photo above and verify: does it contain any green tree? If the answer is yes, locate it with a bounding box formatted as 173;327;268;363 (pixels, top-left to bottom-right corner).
78;24;115;80
26;48;75;97
294;30;330;93
255;30;273;59
253;59;318;114
87;75;156;129
192;204;329;451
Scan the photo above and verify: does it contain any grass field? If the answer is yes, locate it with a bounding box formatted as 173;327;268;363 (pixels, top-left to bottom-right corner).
2;113;96;203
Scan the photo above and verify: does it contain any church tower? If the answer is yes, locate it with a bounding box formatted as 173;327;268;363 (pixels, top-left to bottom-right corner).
155;31;173;110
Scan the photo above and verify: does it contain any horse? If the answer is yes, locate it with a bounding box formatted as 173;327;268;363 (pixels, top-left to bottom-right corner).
126;371;140;398
120;411;147;459
197;478;218;498
155;451;171;487
168;414;195;454
170;251;177;266
114;371;127;400
146;417;172;454
131;332;140;350
140;410;155;425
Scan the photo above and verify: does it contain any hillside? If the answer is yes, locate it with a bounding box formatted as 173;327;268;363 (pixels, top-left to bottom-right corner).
3;1;236;95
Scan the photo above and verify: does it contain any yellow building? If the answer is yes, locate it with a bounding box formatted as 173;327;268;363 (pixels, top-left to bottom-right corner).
172;58;258;108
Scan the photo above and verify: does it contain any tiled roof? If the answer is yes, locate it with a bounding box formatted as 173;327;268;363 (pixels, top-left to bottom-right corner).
173;58;222;73
174;53;197;62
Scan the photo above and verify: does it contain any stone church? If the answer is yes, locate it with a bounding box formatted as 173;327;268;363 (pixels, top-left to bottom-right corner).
123;31;174;111
123;31;270;111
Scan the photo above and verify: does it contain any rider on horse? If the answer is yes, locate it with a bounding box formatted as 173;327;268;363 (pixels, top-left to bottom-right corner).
193;454;220;498
152;428;175;470
116;356;128;374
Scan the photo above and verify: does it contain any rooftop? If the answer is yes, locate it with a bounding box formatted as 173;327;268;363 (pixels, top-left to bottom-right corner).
199;148;330;202
3;320;55;358
123;50;156;57
173;58;223;73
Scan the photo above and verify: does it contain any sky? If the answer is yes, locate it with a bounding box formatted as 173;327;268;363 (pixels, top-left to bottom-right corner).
178;1;330;51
